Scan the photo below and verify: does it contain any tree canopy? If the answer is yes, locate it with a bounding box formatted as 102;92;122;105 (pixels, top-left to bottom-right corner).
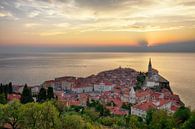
21;84;34;104
0;94;7;104
174;106;191;125
0;99;194;129
37;87;47;102
47;87;54;100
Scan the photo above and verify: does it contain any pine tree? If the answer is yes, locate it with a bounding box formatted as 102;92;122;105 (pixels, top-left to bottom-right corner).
38;87;47;102
21;84;34;104
47;87;54;100
8;82;13;94
0;93;7;104
0;83;3;93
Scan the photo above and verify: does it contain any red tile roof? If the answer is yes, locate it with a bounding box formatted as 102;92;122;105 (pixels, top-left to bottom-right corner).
171;105;178;112
106;106;128;115
133;101;156;111
44;80;55;83
69;100;80;106
158;99;171;106
7;94;21;101
136;90;151;97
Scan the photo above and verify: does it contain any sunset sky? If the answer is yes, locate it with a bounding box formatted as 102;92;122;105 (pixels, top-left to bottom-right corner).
0;0;195;50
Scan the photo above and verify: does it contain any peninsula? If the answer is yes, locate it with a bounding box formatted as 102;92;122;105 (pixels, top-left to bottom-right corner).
10;59;183;119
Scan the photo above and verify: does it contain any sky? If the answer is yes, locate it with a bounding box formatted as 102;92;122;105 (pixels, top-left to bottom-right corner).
0;0;195;52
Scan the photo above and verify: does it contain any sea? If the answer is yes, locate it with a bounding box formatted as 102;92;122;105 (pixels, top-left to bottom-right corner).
0;52;194;109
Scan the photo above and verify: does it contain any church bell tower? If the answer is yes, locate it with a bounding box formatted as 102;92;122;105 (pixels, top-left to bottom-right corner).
148;58;152;79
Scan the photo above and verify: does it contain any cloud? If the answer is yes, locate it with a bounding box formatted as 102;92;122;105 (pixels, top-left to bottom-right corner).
74;0;128;10
137;39;149;47
28;10;41;18
54;23;70;27
39;31;66;36
0;0;195;45
0;11;12;17
25;23;41;28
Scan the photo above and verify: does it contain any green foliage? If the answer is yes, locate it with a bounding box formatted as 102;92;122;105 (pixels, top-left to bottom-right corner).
174;106;191;125
0;82;13;102
1;101;24;129
47;87;54;100
99;116;116;126
53;100;68;115
146;108;157;125
149;110;176;129
21;84;34;104
95;102;110;116
62;114;86;129
8;82;13;94
113;116;126;127
83;108;100;121
87;99;99;107
135;72;145;90
37;87;47;102
35;102;62;129
1;101;61;129
20;102;41;128
87;100;110;116
121;103;131;114
182;111;195;129
106;101;116;107
124;115;146;129
0;104;4;127
70;105;84;112
0;93;7;104
0;97;194;129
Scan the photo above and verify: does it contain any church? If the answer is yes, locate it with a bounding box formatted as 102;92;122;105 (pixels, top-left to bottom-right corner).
146;58;170;89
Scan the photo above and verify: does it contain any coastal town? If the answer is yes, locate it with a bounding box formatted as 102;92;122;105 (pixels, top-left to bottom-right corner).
6;59;183;119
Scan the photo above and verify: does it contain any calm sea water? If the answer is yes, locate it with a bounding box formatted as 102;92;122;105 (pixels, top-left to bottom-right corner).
0;52;195;109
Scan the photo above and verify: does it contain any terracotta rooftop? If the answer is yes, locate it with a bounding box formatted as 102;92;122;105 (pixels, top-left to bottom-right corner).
7;93;21;101
133;101;156;111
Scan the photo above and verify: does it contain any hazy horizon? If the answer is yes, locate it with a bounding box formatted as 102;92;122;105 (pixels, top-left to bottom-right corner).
0;40;195;53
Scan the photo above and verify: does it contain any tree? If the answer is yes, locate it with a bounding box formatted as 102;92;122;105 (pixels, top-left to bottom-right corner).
20;102;40;128
174;106;191;125
99;116;116;127
149;110;176;129
0;83;3;93
53;100;67;116
129;115;140;129
0;82;13;94
95;101;110;116
113;116;126;128
122;103;132;114
125;115;146;129
21;84;34;104
83;108;100;121
0;93;7;104
37;87;47;102
40;102;62;129
135;72;146;90
146;108;157;125
47;87;54;100
0;104;4;128
1;101;24;129
62;114;86;129
182;112;195;129
8;82;13;94
22;102;61;129
70;105;84;112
